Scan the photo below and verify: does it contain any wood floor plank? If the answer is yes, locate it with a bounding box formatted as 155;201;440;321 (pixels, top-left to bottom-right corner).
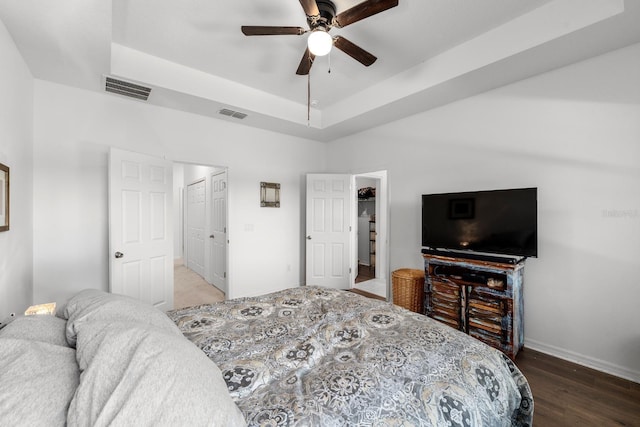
515;349;640;426
348;287;386;301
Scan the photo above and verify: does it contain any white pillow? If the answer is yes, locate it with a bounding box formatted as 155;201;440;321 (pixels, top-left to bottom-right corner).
62;289;181;347
0;315;69;347
68;320;246;426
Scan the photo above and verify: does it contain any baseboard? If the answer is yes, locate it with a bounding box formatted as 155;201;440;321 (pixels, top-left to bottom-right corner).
525;338;640;384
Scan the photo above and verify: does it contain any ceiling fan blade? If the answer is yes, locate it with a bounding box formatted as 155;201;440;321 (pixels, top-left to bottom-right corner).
241;26;305;36
296;47;316;75
333;36;376;66
299;0;320;17
335;0;399;28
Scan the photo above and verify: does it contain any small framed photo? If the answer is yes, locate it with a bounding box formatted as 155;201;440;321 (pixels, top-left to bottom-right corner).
0;163;9;232
260;182;280;207
449;198;474;220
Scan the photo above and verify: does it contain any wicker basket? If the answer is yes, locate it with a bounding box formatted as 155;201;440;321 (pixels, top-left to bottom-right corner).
392;268;425;313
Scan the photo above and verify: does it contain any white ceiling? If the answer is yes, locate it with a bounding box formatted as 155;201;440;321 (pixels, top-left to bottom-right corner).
1;0;639;141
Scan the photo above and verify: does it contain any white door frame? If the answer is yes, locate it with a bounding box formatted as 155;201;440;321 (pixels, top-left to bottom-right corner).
351;170;389;300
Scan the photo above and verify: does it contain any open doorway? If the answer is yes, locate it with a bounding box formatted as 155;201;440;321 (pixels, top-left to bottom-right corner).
352;171;388;300
356;178;377;283
173;162;227;309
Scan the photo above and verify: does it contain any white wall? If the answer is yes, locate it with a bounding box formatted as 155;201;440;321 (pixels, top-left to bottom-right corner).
32;81;326;306
328;43;640;383
0;19;33;319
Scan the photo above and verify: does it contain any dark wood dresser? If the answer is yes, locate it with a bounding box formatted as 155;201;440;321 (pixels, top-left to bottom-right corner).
423;253;525;360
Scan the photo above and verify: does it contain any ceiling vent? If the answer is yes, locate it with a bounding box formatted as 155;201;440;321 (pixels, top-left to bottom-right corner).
219;108;248;120
105;77;151;101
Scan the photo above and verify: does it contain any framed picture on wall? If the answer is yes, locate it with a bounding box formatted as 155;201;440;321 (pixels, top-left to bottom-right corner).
0;162;9;232
260;182;280;207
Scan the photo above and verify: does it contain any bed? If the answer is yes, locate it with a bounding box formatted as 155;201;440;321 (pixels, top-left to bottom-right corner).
169;286;533;426
0;286;533;426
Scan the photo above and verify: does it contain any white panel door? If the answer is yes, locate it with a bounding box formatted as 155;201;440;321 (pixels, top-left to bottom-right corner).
186;179;206;278
306;174;351;289
109;148;173;310
209;170;227;294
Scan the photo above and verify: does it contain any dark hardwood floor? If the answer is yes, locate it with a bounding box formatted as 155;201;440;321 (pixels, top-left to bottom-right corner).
355;263;375;283
515;349;640;426
348;287;386;301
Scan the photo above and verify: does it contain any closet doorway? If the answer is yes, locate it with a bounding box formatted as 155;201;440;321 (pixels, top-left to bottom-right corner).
174;163;227;309
356;178;377;283
353;171;388;300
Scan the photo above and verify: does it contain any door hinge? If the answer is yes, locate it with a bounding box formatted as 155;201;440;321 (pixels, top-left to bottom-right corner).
349;267;352;274
349;226;352;232
224;227;227;233
224;272;227;278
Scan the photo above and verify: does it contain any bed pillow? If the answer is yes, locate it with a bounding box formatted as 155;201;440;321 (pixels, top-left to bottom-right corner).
0;338;80;426
62;289;181;346
68;320;246;426
0;315;69;347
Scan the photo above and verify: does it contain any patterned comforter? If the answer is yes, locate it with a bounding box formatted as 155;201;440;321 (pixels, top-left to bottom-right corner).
168;286;533;426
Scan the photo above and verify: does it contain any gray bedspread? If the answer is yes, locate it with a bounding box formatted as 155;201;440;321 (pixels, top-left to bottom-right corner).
169;286;533;426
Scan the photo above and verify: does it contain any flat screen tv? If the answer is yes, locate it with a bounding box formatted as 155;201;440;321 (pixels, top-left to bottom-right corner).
422;187;537;258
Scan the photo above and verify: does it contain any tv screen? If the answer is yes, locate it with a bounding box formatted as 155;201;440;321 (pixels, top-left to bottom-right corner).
422;187;537;258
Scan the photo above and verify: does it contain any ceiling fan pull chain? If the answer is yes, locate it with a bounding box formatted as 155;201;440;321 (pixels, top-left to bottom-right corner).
328;50;331;74
307;67;311;126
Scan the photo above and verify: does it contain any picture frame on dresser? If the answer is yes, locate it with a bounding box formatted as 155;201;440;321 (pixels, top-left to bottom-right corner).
0;162;9;232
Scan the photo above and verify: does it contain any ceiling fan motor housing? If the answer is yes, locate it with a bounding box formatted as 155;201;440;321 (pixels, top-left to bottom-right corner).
314;0;337;29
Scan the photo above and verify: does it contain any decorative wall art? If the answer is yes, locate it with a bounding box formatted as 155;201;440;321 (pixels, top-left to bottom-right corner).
260;182;280;207
0;163;9;232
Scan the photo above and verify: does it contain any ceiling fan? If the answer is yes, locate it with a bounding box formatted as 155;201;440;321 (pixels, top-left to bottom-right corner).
241;0;399;75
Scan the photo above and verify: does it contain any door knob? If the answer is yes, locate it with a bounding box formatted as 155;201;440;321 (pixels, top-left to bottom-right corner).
209;235;215;239
306;235;312;240
115;252;124;259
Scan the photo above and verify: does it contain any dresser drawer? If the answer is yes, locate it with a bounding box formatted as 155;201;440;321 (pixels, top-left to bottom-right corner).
432;302;461;319
431;312;462;330
431;295;462;328
469;328;504;348
468;313;503;335
430;279;460;297
468;297;507;316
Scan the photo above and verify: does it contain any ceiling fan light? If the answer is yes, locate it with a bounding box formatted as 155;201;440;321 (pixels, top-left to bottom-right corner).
307;30;333;56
